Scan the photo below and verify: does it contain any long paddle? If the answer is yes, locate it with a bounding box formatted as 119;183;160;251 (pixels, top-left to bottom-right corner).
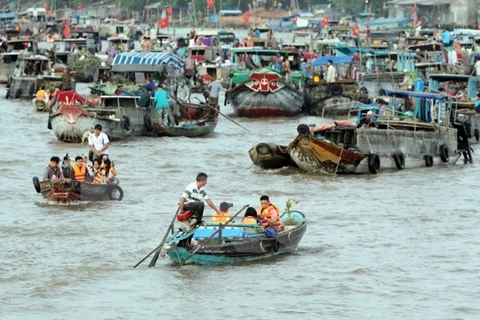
181;204;249;265
133;207;180;269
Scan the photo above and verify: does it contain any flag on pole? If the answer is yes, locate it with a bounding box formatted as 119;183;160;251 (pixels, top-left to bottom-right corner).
63;22;71;39
44;2;48;9
352;24;359;37
77;4;84;11
321;16;329;27
159;17;169;28
206;0;214;9
166;6;173;16
242;11;250;24
412;3;417;14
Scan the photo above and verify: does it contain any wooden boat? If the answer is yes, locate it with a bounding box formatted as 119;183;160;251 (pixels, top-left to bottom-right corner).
32;177;123;203
306;55;369;116
152;101;218;137
248;143;298;169
48;91;153;142
288;91;471;174
162;211;307;266
32;98;49;112
0;39;40;84
6;55;66;99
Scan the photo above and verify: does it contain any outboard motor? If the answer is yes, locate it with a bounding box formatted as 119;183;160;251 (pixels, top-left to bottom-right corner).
453;116;473;164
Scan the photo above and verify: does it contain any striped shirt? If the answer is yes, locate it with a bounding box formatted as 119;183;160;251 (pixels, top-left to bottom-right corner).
181;182;210;204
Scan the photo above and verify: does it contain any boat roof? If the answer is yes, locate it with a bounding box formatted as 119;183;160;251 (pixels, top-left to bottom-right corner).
7;39;37;44
230;48;298;55
23;55;50;61
386;90;445;100
111;52;184;72
311;55;352;67
429;74;475;81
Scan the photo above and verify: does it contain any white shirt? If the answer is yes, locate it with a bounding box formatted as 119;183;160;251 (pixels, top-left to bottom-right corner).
181;182;210;204
215;56;222;68
326;65;336;83
474;60;480;76
88;132;110;155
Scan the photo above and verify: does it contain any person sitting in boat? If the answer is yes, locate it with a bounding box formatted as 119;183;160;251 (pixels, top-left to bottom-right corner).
89;124;110;160
61;154;72;180
211;202;232;224
36;86;49;102
258;195;281;232
24;61;35;76
43;156;63;181
154;84;170;125
179;172;221;230
242;207;263;231
398;69;414;91
93;158;115;184
71;156;89;182
357;110;373;128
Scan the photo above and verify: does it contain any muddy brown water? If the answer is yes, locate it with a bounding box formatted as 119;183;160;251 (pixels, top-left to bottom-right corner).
1;82;480;320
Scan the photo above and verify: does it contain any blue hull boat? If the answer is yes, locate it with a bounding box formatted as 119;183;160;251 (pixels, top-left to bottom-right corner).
163;211;307;266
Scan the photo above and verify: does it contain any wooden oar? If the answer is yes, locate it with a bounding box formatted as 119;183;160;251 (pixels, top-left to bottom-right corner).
192;97;252;133
181;204;249;265
133;207;180;269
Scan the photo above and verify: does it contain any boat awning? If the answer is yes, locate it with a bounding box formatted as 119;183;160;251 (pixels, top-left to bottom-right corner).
385;90;445;100
111;52;184;72
311;55;352;67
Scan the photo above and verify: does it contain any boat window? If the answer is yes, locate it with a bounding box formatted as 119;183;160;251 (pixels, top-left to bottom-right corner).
103;98;118;108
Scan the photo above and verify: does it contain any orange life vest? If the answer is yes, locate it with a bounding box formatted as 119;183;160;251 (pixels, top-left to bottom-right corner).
37;90;47;100
71;164;86;182
258;203;281;231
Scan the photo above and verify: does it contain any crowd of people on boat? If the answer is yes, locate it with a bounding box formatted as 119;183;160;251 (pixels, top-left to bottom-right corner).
43;124;117;184
177;172;284;241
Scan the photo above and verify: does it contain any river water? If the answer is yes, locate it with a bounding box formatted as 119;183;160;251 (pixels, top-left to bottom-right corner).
1;82;480;320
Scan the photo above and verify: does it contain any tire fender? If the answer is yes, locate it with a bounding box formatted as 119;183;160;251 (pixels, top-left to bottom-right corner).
144;114;153;132
330;84;343;95
393;152;405;170
14;89;21;99
297;124;310;136
424;155;433;167
123;115;131;131
107;185;124;201
439;144;449;163
256;143;273;156
32;176;41;193
273;240;280;253
368;153;380;174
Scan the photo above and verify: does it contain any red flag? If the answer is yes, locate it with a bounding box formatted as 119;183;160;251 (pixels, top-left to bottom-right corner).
242;11;250;24
293;17;298;24
206;0;214;9
77;4;84;10
352;25;359;37
321;16;329;27
63;22;70;39
412;3;416;14
166;6;173;16
44;2;48;9
158;17;169;29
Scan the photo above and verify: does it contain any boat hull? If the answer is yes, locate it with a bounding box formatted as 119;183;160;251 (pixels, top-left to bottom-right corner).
153;121;217;137
289;124;461;174
249;143;298;169
35;178;123;203
166;213;307;266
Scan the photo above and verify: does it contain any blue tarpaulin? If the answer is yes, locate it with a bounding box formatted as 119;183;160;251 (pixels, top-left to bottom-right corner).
385;90;445;100
311;55;352;67
0;12;15;20
111;52;184;72
210;14;218;23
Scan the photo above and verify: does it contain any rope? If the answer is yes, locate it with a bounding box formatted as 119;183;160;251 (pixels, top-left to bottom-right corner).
334;146;344;176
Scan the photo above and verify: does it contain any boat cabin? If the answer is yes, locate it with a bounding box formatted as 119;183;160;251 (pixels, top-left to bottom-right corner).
281;42;308;52
365;52;417;73
5;39;39;54
107;35;133;53
230;48;302;71
187;46;220;62
369;30;405;49
404;36;429;48
428;74;477;109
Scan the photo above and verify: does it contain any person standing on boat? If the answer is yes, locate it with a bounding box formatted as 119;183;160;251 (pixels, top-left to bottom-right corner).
43;156;63;180
61;154;72;180
141;78;156;95
325;60;336;95
207;78;225;107
179;172;220;228
154;84;170;125
88;124;110;160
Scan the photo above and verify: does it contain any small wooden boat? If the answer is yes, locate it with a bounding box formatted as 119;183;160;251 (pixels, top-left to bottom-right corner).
32;177;124;203
152;101;218;137
163;211;307;266
289;91;470;174
248;142;298;169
